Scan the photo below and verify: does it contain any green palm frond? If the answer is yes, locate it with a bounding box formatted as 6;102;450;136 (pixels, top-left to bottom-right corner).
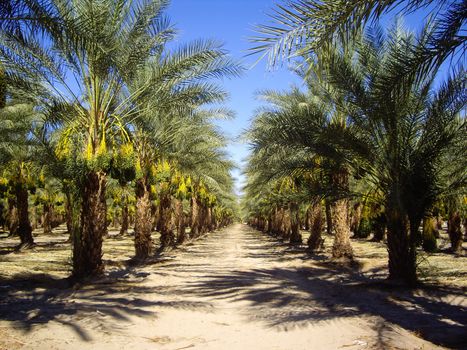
249;0;465;71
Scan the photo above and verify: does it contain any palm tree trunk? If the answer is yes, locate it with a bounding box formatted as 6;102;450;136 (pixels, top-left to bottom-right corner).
422;216;438;252
304;205;311;231
190;196;200;238
175;199;186;244
350;202;362;233
155;203;163;232
386;206;417;285
448;211;462;253
7;196;18;236
278;207;286;238
271;207;279;235
325;199;333;235
331;198;353;259
330;170;353;260
65;190;73;234
134;177;153;259
159;192;175;249
198;203;204;234
119;199;129;235
16;184;33;247
372;212;386;242
262;218;268;233
43;203;52;235
151;203;158;231
308;200;324;251
266;214;273;233
207;206;214;232
281;207;291;241
290;202;302;244
0;202;5;232
72;171;106;278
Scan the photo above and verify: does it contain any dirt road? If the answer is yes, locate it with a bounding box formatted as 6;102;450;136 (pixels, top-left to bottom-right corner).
1;224;465;349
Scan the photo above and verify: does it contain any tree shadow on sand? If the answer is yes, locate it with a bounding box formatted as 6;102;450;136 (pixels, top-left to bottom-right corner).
0;271;213;342
173;264;466;349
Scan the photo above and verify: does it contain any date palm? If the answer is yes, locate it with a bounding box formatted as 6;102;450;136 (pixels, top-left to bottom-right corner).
325;23;466;284
250;0;465;72
0;96;39;248
172;110;236;239
126;42;241;258
246;83;355;259
0;0;179;277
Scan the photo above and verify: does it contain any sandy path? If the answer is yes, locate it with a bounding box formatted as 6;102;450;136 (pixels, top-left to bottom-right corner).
1;224;465;349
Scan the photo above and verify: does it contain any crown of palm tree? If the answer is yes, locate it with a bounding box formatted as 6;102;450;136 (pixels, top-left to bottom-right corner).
249;0;466;75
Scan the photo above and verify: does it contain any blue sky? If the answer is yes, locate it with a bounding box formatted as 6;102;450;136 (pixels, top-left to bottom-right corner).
167;0;303;194
166;1;458;195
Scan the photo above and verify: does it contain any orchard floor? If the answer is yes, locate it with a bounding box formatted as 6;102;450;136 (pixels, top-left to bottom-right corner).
0;224;466;350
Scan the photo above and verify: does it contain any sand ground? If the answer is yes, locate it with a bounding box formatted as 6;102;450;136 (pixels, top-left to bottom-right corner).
0;224;466;350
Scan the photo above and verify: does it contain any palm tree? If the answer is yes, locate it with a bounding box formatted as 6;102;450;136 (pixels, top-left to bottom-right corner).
0;0;181;277
35;175;63;235
246;84;355;259
250;0;465;71
125;39;240;258
246;22;465;284
324;23;466;284
0;96;39;248
172;111;236;240
2;0;240;274
433;140;467;253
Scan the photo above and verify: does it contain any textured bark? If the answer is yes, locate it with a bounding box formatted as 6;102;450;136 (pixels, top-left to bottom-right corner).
31;206;37;230
308;201;324;251
331;198;353;259
43;203;53;235
325;200;333;235
200;204;209;234
386;206;417;285
278;207;286;238
134;177;153;259
350;202;363;233
119;200;129;235
448;211;462;253
207;207;214;232
263;219;269;233
7;197;18;236
304;206;311;231
190;196;200;238
199;204;208;234
155;203;163;232
272;207;279;235
280;207;291;241
65;191;72;234
330;170;353;260
289;202;302;244
159;193;175;249
175;199;186;244
0;202;5;231
266;215;273;233
72;171;106;278
16;184;33;247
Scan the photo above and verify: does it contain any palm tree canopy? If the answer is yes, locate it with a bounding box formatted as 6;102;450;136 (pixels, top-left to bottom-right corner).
250;0;466;70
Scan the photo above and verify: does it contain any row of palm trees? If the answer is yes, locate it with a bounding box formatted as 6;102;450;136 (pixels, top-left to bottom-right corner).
244;0;466;285
0;0;239;279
